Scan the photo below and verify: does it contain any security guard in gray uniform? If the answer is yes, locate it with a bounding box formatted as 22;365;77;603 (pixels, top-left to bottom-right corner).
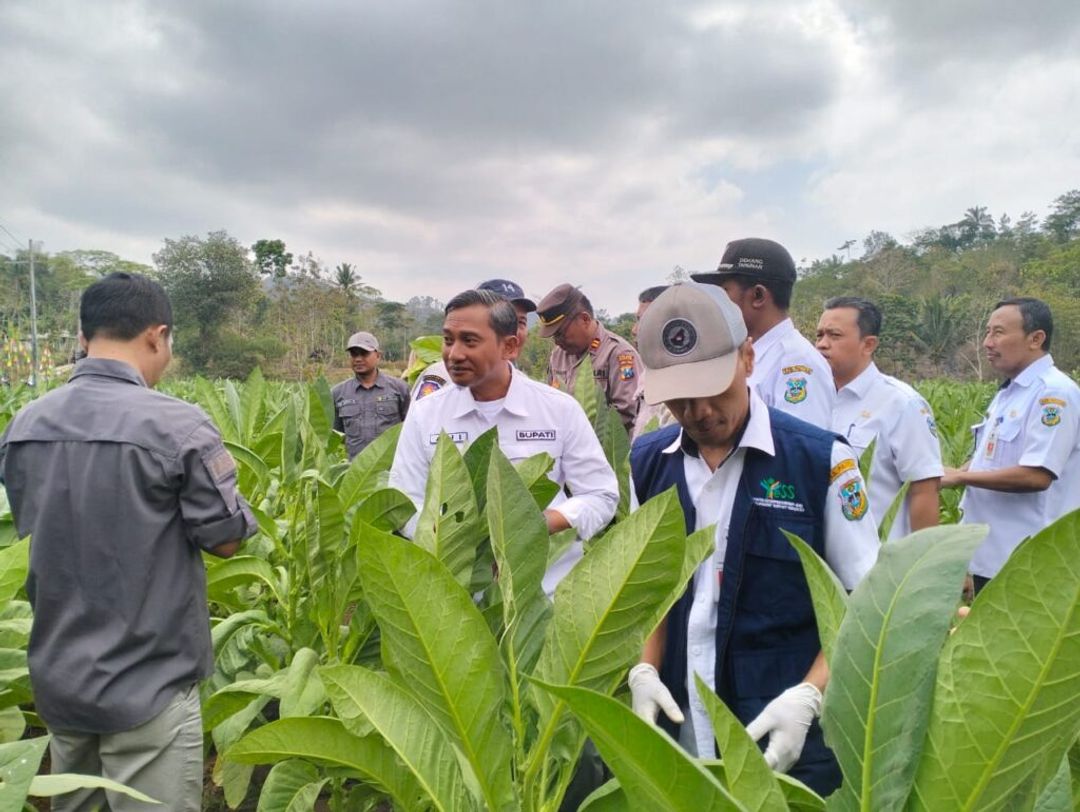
332;331;410;459
0;272;256;812
537;283;643;432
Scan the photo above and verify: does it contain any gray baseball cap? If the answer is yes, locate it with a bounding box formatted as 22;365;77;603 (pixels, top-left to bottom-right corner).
636;282;748;404
346;331;379;351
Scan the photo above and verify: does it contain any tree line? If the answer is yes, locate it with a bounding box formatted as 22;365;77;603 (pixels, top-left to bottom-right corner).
2;189;1077;380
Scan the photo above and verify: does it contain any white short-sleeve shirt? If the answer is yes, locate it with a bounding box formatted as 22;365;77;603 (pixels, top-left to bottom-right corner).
389;364;619;594
749;318;835;430
831;363;944;539
962;355;1080;578
670;391;879;758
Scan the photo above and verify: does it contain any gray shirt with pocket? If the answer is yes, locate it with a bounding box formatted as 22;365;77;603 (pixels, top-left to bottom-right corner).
332;372;410;459
0;358;256;733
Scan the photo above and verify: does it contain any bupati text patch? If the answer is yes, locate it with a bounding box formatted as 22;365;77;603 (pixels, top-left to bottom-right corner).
517;429;556;441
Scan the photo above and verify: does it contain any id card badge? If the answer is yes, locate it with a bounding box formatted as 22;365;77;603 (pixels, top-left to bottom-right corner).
984;417;1003;461
713;560;724;603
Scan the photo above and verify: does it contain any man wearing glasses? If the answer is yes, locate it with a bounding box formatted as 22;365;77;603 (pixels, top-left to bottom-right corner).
537;283;642;432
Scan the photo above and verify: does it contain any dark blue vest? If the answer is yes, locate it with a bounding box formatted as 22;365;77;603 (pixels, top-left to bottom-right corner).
631;408;843;795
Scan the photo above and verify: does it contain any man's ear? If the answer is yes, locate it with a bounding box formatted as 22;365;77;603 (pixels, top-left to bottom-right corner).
502;334;520;359
864;335;879;355
77;330;88;352
146;324;170;352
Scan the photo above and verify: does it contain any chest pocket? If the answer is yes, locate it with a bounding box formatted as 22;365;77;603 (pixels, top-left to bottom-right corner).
337;399;362;421
375;395;401;417
845;427;876;457
981;417;1023;464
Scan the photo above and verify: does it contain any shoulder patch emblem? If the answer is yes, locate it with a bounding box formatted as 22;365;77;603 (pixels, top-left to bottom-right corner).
781;364;813;375
829;458;856;483
1041;404;1062;427
927;416;938;437
416;375;446;400
839;477;868;521
784;376;808;404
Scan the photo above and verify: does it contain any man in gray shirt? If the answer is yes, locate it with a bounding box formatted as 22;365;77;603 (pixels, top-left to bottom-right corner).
0;272;256;812
332;331;410;459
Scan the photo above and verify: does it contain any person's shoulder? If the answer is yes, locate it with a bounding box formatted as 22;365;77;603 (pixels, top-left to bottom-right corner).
382;372;410;394
518;372;580;408
331;378;353;396
779;330;830;371
1037;364;1080;396
878;373;930;407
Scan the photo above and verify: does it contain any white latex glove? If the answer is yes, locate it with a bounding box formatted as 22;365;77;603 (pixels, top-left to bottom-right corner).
628;663;685;725
745;682;822;773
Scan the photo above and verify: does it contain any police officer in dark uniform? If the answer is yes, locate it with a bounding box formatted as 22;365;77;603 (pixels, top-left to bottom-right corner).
332;331;410;459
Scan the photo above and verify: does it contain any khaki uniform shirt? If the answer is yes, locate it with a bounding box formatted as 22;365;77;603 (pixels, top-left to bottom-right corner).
332;372;411;459
546;323;642;431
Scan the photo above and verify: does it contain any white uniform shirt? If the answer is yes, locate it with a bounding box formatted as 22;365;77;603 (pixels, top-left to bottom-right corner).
667;391;879;758
749;318;835;430
831;363;944;539
389;364;619;595
963;355;1080;578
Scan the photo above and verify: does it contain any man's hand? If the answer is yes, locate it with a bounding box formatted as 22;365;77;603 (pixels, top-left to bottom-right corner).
941;467;964;489
628;663;684;725
746;682;822;772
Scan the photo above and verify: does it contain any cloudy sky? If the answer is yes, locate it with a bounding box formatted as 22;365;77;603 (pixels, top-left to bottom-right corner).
2;1;1078;315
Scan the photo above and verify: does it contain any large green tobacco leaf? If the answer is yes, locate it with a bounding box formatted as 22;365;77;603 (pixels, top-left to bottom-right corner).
593;400;632;520
824;524;985;811
877;481;910;542
354;487;415;533
196;376;239;442
206;555;284;607
256;760;327;812
782;531;848;666
514;453;560;511
240;366;267;445
321;665;473;811
486;446;552;678
414;432;483;588
0;539;28;605
908;512;1080;811
337;423;402;506
307;378;335;444
462;427;498;512
0;734;48;810
1031;754;1072;812
535;681;744;812
227;716;425;810
694;675;787;812
572;354;601;424
357;526;516;811
530;489;708;763
28;774;159;804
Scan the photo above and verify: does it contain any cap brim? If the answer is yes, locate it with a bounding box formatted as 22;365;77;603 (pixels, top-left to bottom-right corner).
348;343;378;351
689;270;737;284
538;321;561;338
643;352;739;405
513;297;537;313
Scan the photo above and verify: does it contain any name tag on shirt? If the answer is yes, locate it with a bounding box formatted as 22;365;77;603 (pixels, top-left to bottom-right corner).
430;432;469;444
516;430;556;441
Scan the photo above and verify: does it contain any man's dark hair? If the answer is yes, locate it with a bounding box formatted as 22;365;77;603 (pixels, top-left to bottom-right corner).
995;296;1053;350
824;296;882;338
724;274;793;310
577;292;595;318
638;285;669;304
80;272;173;342
445;289;519;339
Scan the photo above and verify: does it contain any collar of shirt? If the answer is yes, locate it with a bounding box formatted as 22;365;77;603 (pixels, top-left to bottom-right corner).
1009;354;1054;389
347;372;387;392
69;357;148;388
449;363;530;419
838;361;882;400
660;389;775;459
751;317;796;361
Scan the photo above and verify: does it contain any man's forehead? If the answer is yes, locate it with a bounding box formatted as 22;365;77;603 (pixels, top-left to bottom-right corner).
989;305;1023;327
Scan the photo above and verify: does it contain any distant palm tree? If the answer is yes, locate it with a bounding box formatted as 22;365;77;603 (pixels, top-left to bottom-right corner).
959;206;995;246
335;263;358;297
